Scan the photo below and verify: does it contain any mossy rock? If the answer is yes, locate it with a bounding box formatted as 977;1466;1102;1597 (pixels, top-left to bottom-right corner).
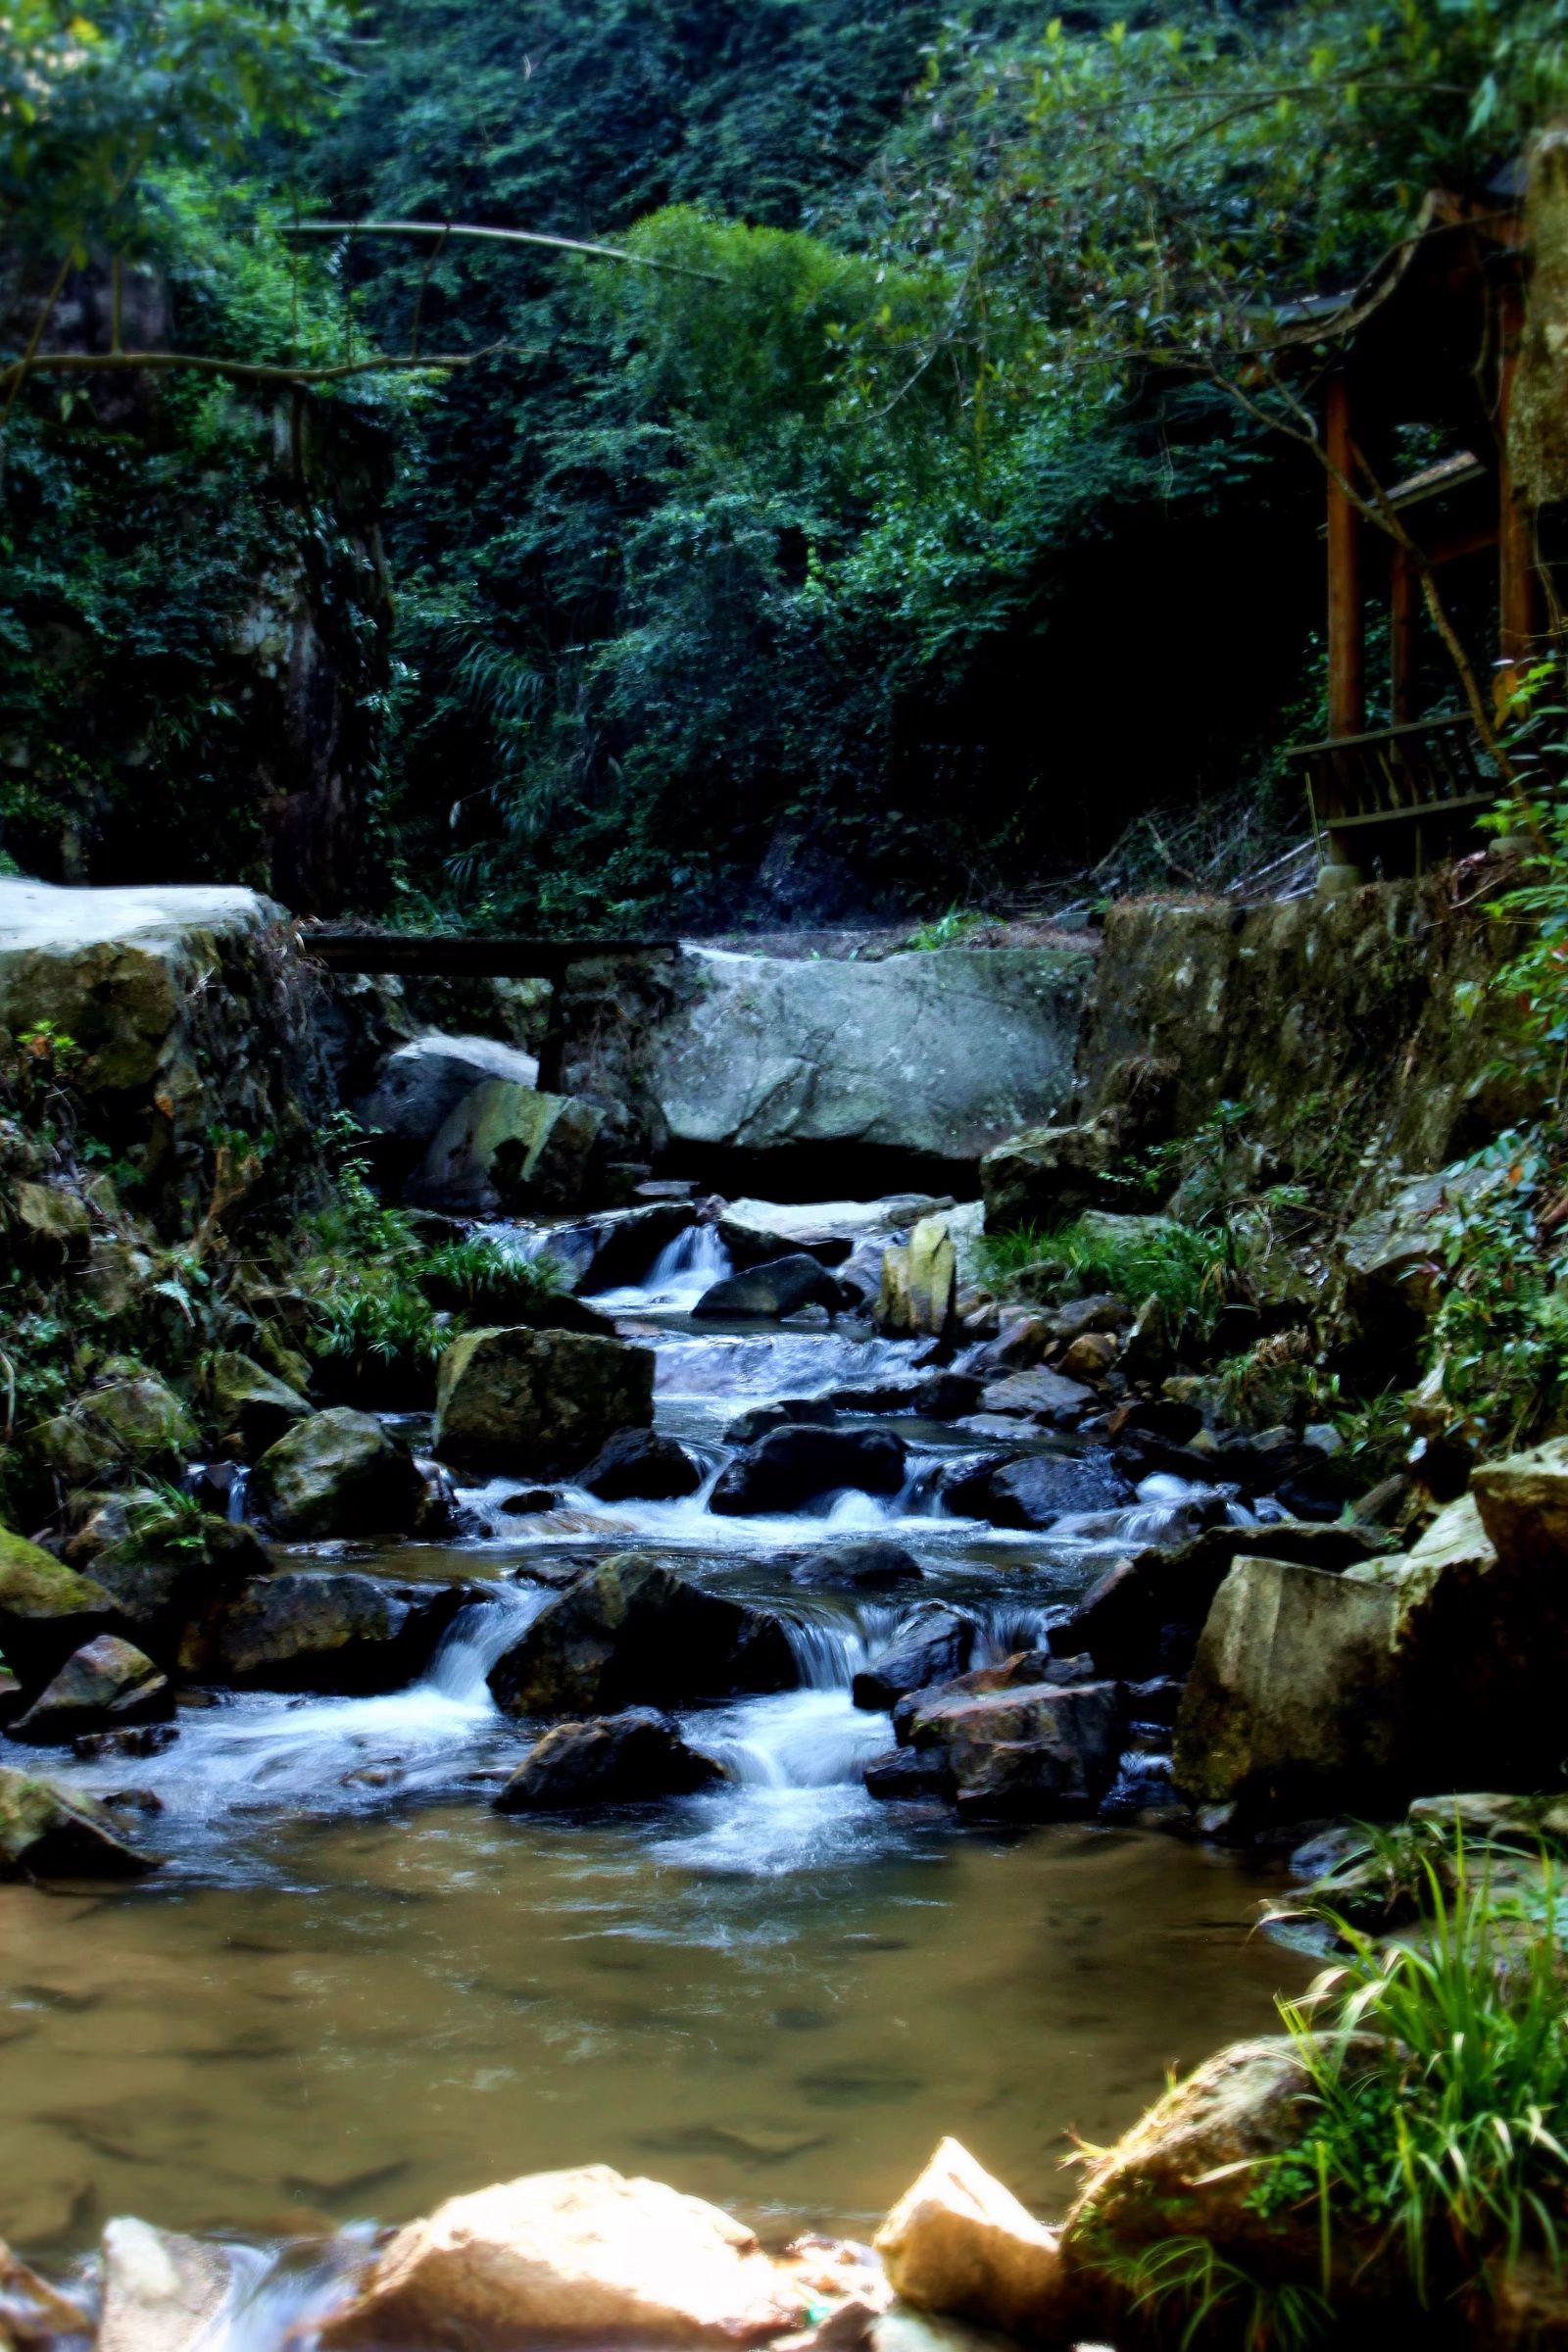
250;1407;424;1541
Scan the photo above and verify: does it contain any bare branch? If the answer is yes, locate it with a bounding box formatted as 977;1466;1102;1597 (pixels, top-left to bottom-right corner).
0;341;533;393
286;218;724;283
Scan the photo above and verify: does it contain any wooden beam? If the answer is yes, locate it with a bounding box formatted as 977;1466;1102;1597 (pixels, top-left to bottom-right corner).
1325;373;1365;742
1496;280;1538;716
1390;542;1418;724
301;931;681;979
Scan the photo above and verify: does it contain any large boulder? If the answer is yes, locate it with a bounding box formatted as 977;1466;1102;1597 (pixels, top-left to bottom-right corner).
718;1197;954;1269
487;1555;798;1717
250;1407;425;1540
412;1080;603;1214
632;946;1092;1168
0;880;330;1232
201;1570;463;1692
1055;1517;1393;1680
1336;1170;1462;1375
903;1681;1124;1820
1173;1556;1404;1817
0;1763;158;1878
875;2138;1061;2335
31;1373;196;1489
434;1327;656;1478
356;1033;541;1151
577;1429;702;1502
710;1427;906;1516
10;1635;170;1744
0;1526;112;1682
876;1215;957;1340
494;1709;729;1812
853;1610;975;1712
317;2165;809;2349
693;1252;843;1320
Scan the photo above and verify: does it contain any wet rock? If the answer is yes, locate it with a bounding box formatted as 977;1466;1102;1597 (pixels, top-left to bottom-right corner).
357;1033;541;1152
434;1326;656;1479
498;1488;560;1516
0;2236;95;2339
0;1665;20;1728
0;1763;159;1878
547;1202;697;1293
693;1253;842;1320
577;1430;703;1503
495;1709;730;1811
316;2163;809;2349
792;1541;924;1592
974;1368;1092;1426
1119;1293;1171;1383
909;1373;984;1421
710;1427;906;1516
250;1407;425;1540
875;2139;1060;2336
412;1080;605;1215
986;1451;1133;1531
11;1635;171;1744
97;2215;236;2352
876;1215;957;1340
32;1374;196;1488
1472;1435;1568;1566
1336;1171;1460;1375
73;1721;179;1762
1173;1556;1404;1818
1054;1517;1394;1680
0;1527;112;1683
488;1554;798;1717
853;1611;974;1712
907;1681;1125;1820
204;1571;464;1693
208;1351;312;1457
864;1746;954;1800
722;1398;837;1449
890;1651;1093;1743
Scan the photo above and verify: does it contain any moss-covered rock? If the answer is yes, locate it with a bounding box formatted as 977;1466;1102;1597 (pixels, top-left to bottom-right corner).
0;1763;159;1878
249;1407;424;1541
433;1326;655;1478
487;1554;797;1717
11;1634;171;1744
0;1527;112;1682
208;1351;313;1458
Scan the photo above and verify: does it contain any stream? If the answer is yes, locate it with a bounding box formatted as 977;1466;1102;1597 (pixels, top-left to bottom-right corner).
0;1220;1303;2339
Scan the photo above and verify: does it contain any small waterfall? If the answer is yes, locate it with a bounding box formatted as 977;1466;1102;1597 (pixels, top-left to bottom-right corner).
592;1223;734;1313
226;1465;251;1524
423;1580;552;1701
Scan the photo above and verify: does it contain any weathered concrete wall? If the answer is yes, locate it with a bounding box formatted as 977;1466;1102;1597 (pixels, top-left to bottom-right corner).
1075;878;1524;1185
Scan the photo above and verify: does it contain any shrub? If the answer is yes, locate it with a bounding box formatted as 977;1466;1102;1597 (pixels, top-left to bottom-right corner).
979;1215;1236;1347
416;1235;565;1320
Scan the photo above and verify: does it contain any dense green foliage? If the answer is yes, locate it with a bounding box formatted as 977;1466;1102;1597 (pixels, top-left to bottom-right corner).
4;0;1567;918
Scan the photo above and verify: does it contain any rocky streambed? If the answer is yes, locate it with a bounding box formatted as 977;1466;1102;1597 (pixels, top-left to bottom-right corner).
0;1209;1320;2347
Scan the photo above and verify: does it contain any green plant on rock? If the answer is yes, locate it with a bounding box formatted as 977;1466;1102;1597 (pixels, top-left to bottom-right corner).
1099;2233;1331;2352
980;1214;1237;1348
417;1236;565;1320
121;1479;209;1559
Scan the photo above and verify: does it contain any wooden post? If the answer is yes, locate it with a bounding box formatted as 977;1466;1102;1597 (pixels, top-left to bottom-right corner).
1320;371;1365;885
1496;280;1537;718
1390;541;1418;725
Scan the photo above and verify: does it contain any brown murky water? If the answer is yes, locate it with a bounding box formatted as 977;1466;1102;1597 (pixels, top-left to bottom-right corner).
0;1803;1298;2258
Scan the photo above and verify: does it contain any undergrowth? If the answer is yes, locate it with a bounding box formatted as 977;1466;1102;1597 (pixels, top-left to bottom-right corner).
979;1215;1235;1347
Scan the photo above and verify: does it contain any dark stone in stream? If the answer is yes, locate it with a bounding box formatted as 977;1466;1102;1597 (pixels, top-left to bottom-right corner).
11;1635;172;1744
905;1679;1126;1821
250;1407;427;1541
910;1371;985;1421
577;1428;702;1502
864;1745;954;1800
1052;1519;1396;1681
199;1571;469;1693
498;1488;561;1516
0;1763;159;1879
853;1608;975;1712
937;1447;1131;1528
73;1721;179;1761
791;1541;924;1592
487;1554;799;1717
721;1398;836;1448
693;1252;842;1320
494;1708;730;1812
710;1426;906;1516
890;1649;1099;1744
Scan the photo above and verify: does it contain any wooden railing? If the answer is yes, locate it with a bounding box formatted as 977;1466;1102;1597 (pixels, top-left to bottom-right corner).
1287;713;1500;845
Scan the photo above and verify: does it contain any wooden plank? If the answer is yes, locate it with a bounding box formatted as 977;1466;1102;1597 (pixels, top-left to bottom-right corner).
1325;372;1365;745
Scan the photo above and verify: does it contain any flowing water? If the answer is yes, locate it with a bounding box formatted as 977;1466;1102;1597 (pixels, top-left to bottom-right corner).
0;1219;1304;2338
